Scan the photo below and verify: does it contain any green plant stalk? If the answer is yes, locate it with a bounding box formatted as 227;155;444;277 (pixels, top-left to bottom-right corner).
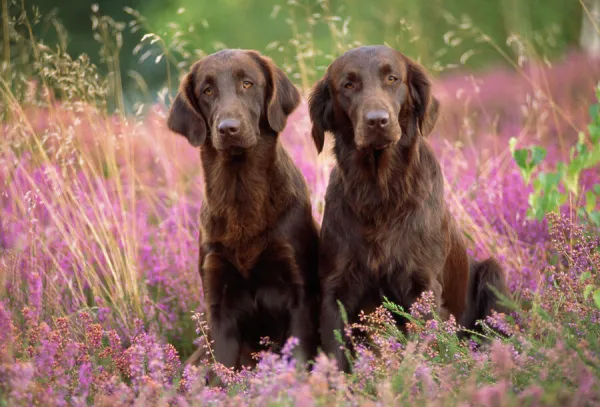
286;6;309;94
1;0;9;78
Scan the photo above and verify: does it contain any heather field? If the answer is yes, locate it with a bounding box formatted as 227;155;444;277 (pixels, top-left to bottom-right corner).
2;3;600;406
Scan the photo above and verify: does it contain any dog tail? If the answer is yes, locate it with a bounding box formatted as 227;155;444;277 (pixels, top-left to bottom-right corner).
460;257;510;335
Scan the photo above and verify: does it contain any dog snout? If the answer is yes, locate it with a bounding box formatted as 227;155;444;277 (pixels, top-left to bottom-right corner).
365;110;390;129
217;119;241;137
356;107;398;150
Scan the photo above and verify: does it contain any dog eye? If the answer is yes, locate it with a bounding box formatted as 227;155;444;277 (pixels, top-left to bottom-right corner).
242;81;253;89
387;75;398;83
203;87;213;96
344;82;355;90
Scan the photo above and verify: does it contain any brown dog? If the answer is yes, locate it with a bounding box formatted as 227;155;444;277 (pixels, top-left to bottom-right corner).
167;49;320;374
308;45;509;372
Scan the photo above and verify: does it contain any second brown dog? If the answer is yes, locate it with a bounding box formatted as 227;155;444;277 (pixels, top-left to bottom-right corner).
309;45;509;372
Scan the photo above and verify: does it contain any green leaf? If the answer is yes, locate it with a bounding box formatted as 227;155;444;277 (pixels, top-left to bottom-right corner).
568;155;584;173
530;146;546;167
588;124;600;144
586;191;597;213
589;103;599;121
588;146;600;167
563;168;579;196
333;329;344;345
558;193;568;206
594;184;600;195
580;271;592;282
532;177;542;193
590;211;600;227
508;137;518;154
593;289;600;310
513;149;529;170
578;131;586;146
337;300;348;325
584;285;594;300
537;171;561;192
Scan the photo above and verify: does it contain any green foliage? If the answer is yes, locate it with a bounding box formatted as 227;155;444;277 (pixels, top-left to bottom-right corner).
510;83;600;226
6;0;584;105
581;271;600;311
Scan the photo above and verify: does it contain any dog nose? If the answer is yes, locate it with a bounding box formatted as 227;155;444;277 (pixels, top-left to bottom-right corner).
217;119;241;136
365;110;390;128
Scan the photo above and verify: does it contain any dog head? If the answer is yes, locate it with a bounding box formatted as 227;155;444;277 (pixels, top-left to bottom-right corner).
309;45;439;154
167;49;300;155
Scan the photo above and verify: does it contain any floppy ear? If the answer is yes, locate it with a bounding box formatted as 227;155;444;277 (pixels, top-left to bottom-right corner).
251;53;301;133
167;68;207;147
308;77;333;154
406;58;440;137
421;96;440;136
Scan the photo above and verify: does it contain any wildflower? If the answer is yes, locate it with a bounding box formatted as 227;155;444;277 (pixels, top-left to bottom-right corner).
489;340;515;376
86;323;103;350
485;311;513;336
442;314;458;335
77;361;94;400
410;291;436;319
164;343;180;383
8;362;34;405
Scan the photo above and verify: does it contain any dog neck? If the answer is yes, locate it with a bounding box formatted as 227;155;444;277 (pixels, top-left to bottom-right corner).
200;140;275;208
332;124;437;220
199;137;297;243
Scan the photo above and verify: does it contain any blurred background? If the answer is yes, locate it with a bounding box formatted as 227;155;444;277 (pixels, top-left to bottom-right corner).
1;0;593;112
1;0;600;376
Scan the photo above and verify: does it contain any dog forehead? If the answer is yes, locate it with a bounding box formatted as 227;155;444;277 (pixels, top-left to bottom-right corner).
329;46;406;78
193;50;265;81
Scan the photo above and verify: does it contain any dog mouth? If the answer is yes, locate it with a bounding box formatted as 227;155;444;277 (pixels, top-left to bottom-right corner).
226;146;246;156
371;141;393;150
356;140;395;152
215;134;257;155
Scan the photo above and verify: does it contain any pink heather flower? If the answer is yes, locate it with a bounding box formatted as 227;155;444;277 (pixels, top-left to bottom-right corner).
61;341;82;371
281;336;300;360
97;307;111;323
425;319;439;331
485;311;513;336
107;329;122;355
353;345;376;382
128;342;147;391
310;353;346;394
410;291;436;319
577;365;594;397
26;271;43;321
473;380;509;407
489;340;515;376
164;343;180;383
414;363;437;398
0;302;14;358
77;361;93;400
146;337;165;384
8;362;34;404
78;311;93;331
442;315;458;335
180;364;203;395
85;323;103;350
293;384;316;407
518;384;543;405
35;338;59;378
